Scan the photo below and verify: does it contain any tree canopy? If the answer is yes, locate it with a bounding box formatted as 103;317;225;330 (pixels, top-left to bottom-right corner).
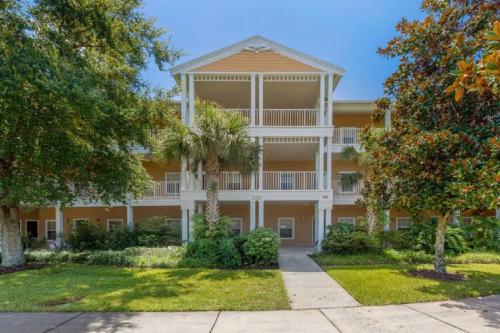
0;0;179;266
361;0;499;273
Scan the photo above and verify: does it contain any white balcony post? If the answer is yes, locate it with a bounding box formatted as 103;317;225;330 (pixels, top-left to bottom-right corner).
316;207;325;251
181;157;187;191
384;109;392;128
181;206;189;244
326;136;332;190
326;207;332;230
55;201;64;247
188;73;195;126
250;199;256;231
258;137;263;190
250;73;256;126
319;73;325;126
126;205;134;229
327;73;333;126
383;210;390;231
258;199;264;227
188;202;196;241
181;73;187;123
318;137;324;190
258;73;264;127
496;209;500;219
314;203;319;245
197;161;203;190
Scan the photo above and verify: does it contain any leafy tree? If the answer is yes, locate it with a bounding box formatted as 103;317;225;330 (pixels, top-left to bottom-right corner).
157;101;260;237
0;0;179;266
361;0;498;273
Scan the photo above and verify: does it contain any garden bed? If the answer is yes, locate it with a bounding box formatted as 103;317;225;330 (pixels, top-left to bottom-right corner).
0;263;45;276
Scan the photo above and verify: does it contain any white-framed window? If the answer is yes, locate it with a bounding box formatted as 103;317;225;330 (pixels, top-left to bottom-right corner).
338;217;356;225
278;218;294;239
397;218;412;230
166;218;181;229
107;219;124;232
229;218;243;236
46;220;56;241
338;172;357;193
280;172;294;190
165;172;181;195
461;217;473;225
25;220;39;239
73;218;89;229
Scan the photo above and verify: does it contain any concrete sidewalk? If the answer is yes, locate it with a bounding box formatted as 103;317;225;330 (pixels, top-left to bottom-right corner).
1;295;498;332
278;247;359;309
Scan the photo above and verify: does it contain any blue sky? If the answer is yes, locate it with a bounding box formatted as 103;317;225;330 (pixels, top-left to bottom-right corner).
141;0;424;100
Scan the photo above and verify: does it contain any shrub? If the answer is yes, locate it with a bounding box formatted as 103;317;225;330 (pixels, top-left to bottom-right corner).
463;217;500;251
322;224;381;254
243;228;280;266
405;223;468;254
186;238;241;268
65;221;106;251
192;213;230;240
379;230;410;250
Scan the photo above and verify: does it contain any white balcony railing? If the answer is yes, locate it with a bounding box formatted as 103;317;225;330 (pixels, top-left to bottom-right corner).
219;109;251;123
333;181;362;197
143;181;180;199
333;128;361;145
263;171;316;190
219;108;317;127
219;171;251;190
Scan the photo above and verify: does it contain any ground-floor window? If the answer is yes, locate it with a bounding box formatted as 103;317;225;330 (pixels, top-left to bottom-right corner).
397;217;412;230
25;220;39;239
338;217;356;225
73;218;89;229
278;218;294;239
166;218;181;229
46;220;56;240
461;217;473;225
107;219;124;232
229;218;243;236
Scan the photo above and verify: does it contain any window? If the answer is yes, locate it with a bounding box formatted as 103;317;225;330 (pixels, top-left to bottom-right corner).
229;218;243;236
338;217;356;225
461;217;473;226
166;218;181;229
397;218;412;230
46;220;56;241
73;219;89;229
278;218;294;239
165;173;181;195
280;172;294;190
107;219;124;232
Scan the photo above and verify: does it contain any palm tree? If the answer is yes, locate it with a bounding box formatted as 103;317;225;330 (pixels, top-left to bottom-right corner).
157;101;260;234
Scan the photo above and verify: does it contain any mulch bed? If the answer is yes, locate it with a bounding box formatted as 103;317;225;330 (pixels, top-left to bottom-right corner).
408;269;467;281
0;263;45;276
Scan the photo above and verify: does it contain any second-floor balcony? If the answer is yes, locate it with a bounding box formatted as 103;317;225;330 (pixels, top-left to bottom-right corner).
220;108;318;127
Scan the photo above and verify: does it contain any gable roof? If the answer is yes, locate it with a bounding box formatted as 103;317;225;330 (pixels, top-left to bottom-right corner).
169;35;346;77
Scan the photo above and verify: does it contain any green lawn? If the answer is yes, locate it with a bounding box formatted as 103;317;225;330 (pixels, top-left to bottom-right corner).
323;263;500;305
0;264;289;311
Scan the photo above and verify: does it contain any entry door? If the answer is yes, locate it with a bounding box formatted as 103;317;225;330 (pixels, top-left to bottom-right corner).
26;220;38;239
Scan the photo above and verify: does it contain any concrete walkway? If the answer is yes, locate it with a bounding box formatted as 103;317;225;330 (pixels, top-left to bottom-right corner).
278;247;359;309
1;296;498;332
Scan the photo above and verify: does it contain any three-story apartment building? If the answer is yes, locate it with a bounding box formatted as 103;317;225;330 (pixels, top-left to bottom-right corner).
18;36;493;249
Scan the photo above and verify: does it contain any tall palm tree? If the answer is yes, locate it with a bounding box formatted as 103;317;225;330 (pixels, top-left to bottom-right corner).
157;101;260;233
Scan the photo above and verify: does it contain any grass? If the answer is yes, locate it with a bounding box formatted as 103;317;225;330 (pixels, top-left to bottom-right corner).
0;264;289;312
323;263;500;305
312;250;500;266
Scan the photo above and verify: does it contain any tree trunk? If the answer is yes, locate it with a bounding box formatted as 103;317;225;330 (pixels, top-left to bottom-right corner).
434;213;449;274
0;206;25;267
366;205;378;236
203;154;220;229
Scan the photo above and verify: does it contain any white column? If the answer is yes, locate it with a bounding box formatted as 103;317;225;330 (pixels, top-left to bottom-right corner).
181;206;189;243
496;209;500;219
326;136;332;190
318;137;324;190
181;157;187;191
250;199;256;231
383;210;390;231
258;137;263;190
314;203;319;246
55;201;64;247
327;73;333;126
258;73;264;126
319;73;325;126
315;150;319;189
188;73;195;126
126;205;134;229
384;109;392;128
258;200;264;227
188;202;196;241
181;73;187;123
316;208;325;251
325;207;332;230
197;161;203;190
452;209;460;225
250;73;256;126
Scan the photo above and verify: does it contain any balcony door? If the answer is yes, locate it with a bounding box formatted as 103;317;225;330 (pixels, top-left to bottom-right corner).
165;173;181;195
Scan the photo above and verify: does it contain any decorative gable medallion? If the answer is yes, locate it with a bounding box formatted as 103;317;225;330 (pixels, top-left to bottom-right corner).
244;44;272;53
